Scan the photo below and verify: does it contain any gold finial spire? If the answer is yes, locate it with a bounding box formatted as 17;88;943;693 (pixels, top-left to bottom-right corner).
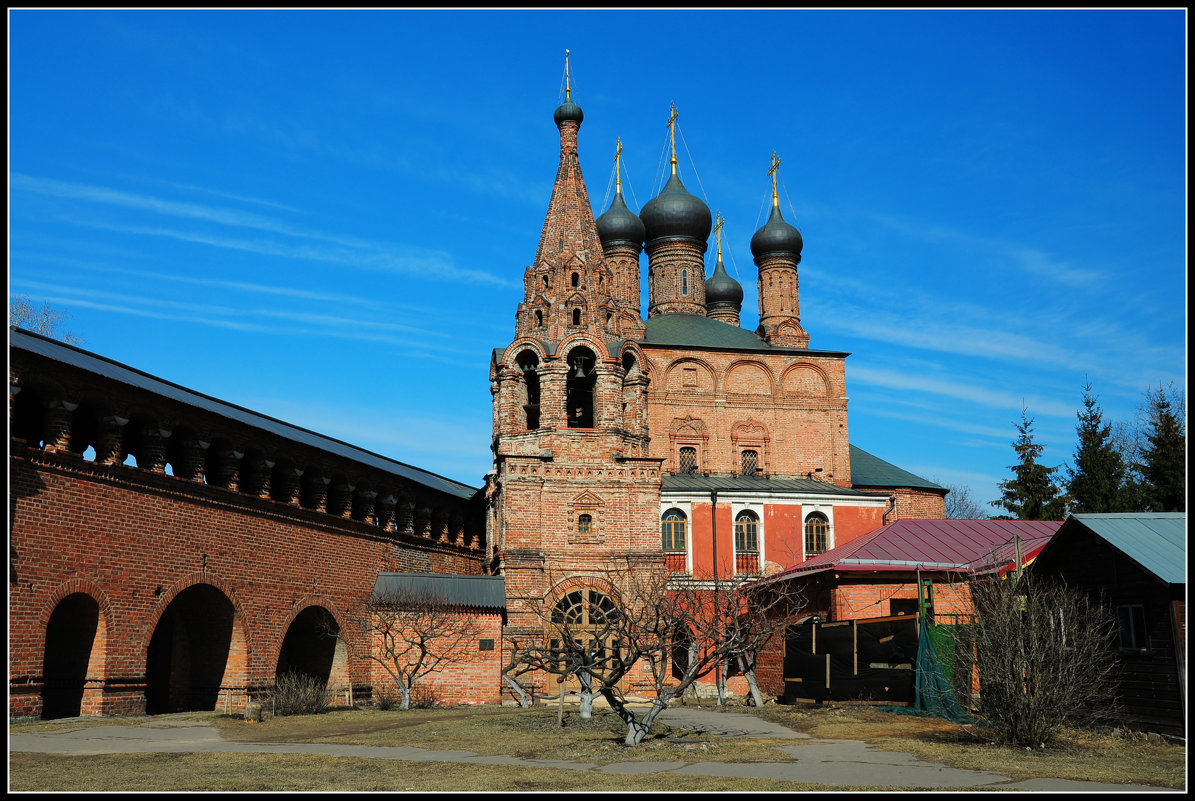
667;103;679;175
565;49;572;101
768;150;781;207
713;212;725;259
614;137;623;193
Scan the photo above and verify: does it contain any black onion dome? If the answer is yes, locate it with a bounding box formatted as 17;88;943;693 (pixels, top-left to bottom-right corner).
750;203;803;260
705;254;743;308
595;190;645;249
640;172;713;245
554;98;584;127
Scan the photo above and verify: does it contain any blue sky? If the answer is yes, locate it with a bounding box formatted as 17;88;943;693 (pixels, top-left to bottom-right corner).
8;9;1187;509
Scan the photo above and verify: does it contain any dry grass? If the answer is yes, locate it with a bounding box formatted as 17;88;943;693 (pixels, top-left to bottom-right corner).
748;702;1185;789
10;701;1185;791
8;752;844;792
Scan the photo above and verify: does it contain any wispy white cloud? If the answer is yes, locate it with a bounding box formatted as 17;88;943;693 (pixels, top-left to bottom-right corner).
849;364;1076;419
13;173;515;287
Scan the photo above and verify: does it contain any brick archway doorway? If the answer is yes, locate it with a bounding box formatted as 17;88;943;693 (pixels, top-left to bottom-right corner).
276;606;348;693
145;584;237;715
41;593;100;719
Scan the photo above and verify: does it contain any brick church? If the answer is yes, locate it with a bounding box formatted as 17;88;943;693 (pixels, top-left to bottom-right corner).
8;71;944;718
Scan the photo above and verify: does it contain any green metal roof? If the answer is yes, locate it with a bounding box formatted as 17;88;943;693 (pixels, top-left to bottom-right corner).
849;445;945;492
662;472;886;498
1053;513;1186;585
641;313;848;357
371;573;507;613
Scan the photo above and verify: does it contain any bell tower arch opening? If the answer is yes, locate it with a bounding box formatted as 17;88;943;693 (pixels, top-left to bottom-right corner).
566;346;597;429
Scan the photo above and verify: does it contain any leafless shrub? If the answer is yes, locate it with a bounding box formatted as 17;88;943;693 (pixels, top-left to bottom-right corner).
969;572;1118;746
271;671;331;716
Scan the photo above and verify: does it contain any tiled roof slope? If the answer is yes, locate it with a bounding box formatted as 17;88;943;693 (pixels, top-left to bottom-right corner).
761;518;1062;583
849;444;945;491
641;313;847;356
371;573;507;613
662;473;885;498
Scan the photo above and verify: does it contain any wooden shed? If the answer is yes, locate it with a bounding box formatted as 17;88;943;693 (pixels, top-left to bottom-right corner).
1029;513;1186;738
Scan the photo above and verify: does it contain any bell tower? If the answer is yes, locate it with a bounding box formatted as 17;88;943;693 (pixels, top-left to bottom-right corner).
486;57;664;689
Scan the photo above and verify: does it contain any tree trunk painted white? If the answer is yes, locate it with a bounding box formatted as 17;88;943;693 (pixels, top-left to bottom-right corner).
577;671;596;719
739;654;765;707
399;684;412;711
503;674;533;708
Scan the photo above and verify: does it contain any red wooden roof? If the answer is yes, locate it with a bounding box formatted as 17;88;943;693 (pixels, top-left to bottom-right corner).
763;519;1062;583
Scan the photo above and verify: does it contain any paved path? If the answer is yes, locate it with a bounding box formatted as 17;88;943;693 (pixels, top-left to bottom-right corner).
9;709;1173;792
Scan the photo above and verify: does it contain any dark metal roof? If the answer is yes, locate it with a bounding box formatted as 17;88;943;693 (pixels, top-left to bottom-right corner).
760;518;1062;584
662;472;887;498
10;327;480;500
849;445;945;491
641;313;848;356
1041;513;1186;586
371;573;507;613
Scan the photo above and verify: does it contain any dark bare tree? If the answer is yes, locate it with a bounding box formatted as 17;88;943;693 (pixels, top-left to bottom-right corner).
509;559;802;745
336;586;482;710
968;571;1118;747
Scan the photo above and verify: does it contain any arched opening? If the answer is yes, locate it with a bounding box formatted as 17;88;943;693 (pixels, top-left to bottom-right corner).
276;606;345;690
42;593;100;719
516;350;541;430
681;268;689;296
66;400;104;460
572;308;582;326
804;512;830;557
571;272;580;288
145;584;236;715
549;587;619;693
565;346;596;429
535;309;543;327
10;385;47;448
661;508;687;572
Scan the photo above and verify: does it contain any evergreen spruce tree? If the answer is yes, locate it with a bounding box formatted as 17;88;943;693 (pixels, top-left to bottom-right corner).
1065;381;1127;513
991;406;1068;520
1139;383;1186;512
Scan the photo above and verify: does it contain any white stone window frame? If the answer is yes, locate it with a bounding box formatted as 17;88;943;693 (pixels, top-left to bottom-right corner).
659;499;694;574
802;504;835;561
729;499;765;577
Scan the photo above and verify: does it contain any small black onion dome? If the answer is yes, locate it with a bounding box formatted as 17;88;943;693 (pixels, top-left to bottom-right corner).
705;254;743;308
641;172;713;245
595;190;645;249
750;203;804;260
554;98;584;128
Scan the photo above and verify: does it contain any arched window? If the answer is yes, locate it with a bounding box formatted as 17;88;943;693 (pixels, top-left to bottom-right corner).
681;269;689;296
535;310;543;327
577;514;592;537
551;588;617;626
735;511;759;553
804;512;830;557
571;272;580;288
661;509;687;551
678;447;698;474
572;308;582;326
741;449;759;476
516;351;540;430
543;274;549;289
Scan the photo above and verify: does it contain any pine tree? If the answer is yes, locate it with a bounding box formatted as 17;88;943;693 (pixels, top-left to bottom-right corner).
1139;383;1186;512
991;406;1068;520
1065;381;1127;513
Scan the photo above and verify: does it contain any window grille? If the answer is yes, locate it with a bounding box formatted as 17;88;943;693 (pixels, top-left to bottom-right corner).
678;447;698;474
741;449;759;475
577;514;592;536
804;513;829;556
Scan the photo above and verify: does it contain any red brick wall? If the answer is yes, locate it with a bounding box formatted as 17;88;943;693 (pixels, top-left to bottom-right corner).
856;487;946;521
9;450;489;717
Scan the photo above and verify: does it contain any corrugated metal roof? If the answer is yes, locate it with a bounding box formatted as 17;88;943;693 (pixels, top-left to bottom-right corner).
762;519;1062;584
641;313;848;356
371;573;507;612
1059;513;1186;585
662;473;887;498
849;445;945;491
11;328;480;500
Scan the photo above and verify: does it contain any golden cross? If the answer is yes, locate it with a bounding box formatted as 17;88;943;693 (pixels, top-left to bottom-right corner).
768;150;781;205
667;103;679;173
565;49;572;100
614;137;623;192
713;212;724;258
